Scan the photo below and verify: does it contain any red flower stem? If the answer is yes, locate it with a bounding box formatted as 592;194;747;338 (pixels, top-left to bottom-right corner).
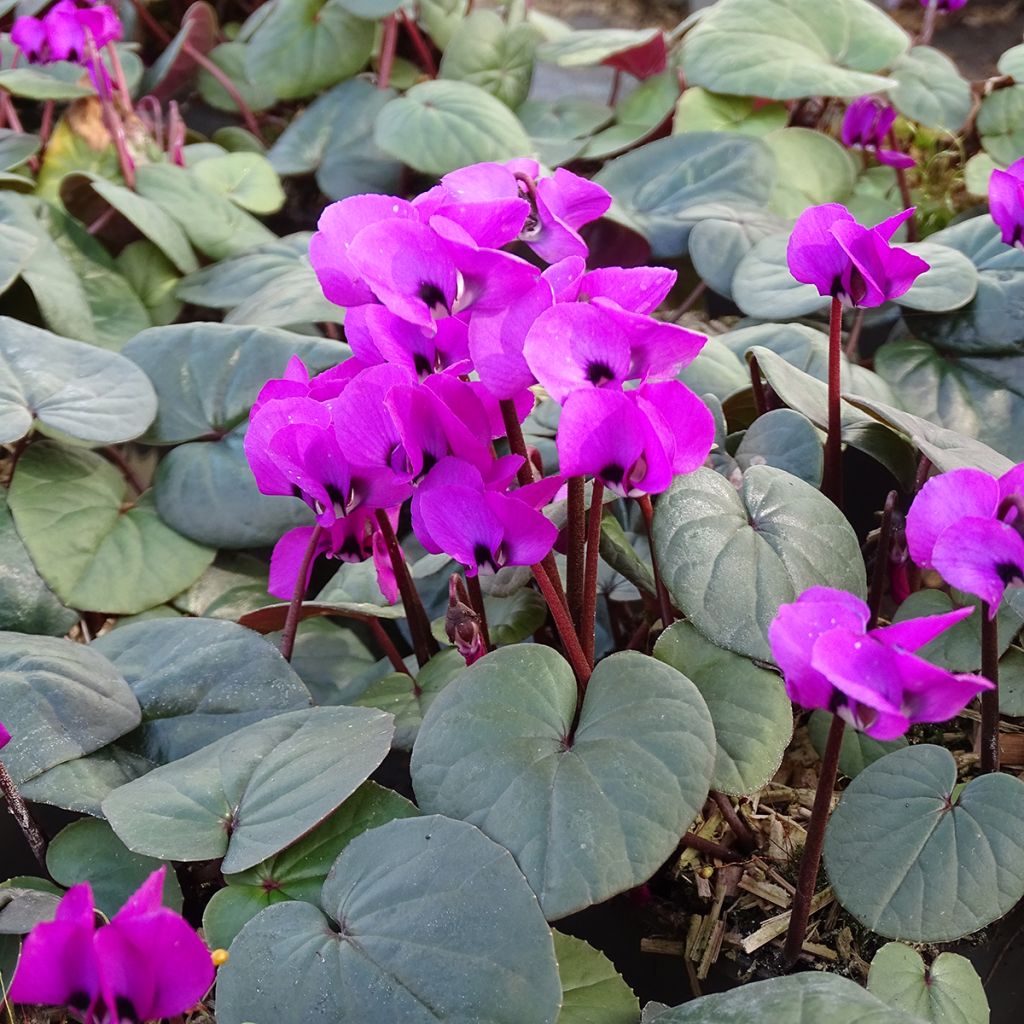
844;307;865;361
889;131;918;242
374;509;438;667
711;791;756;854
102;445;146;495
918;0;939;46
0;759;49;873
39;99;55;147
105;41;133;113
581;481;605;669
399;9;437;77
823;295;844;509
980;604;1000;774
279;524;322;662
638;494;674;629
466;573;491;651
783;712;844;967
125;0;173;44
679;831;743;863
181;41;265;142
366;617;413;677
531;562;591;690
567;476;586;630
0;93;24;134
670;281;707;323
867;490;898;630
378;14;399;91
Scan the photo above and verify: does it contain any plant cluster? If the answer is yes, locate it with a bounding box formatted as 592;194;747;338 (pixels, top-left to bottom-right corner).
1;0;1024;1022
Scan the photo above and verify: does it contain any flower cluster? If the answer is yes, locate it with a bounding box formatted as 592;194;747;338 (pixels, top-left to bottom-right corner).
8;868;214;1024
907;463;1024;614
11;0;121;66
769;586;992;739
247;161;714;596
841;96;914;170
787;204;929;307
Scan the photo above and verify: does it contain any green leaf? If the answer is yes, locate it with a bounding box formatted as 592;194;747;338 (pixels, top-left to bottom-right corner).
196;41;278;113
122;321;341;444
0;64;93;99
902;215;1024;356
134;163;275;261
0;632;140;786
732;233;830;319
807;710;906;779
875;339;1024;462
677;338;750;402
116;240;182;327
411;647;715;919
844;394;1014;475
8;442;215;614
46;819;183;918
204;781;417;949
0;888;61;934
887;46;972;132
0;221;37;296
268;79;402;201
0;129;40;171
92;618;312;764
998;647;1024;717
280;618;385;705
517;97;612;166
172;552;271;619
653;465;866;661
964;152;998;199
0;489;76;636
594;133;775;258
642;973;920;1023
674;89;788;137
868;943;988;1024
554;931;639;1024
824;744;1024;941
688;204;786;301
375;79;533;177
678;0;906;100
763;128;857;219
216;815;561;1024
19;744;153;816
244;0;374;100
191;153;286;215
581;72;679;160
440;9;537;109
897;242;978;313
141;1;218;102
355;647;464;751
654;621;792;796
103;706;395;873
979;85;1024;165
733;408;823;486
0;317;157;445
536;27;658;67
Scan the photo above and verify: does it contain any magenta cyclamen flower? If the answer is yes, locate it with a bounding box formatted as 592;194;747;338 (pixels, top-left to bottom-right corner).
769;587;992;740
906;464;1024;614
12;0;121;64
9;867;214;1023
841;97;914;170
989;158;1024;249
921;0;966;9
0;720;9;750
787;204;929;307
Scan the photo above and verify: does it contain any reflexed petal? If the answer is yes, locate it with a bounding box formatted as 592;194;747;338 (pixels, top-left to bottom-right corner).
869;605;974;652
333;364;413;472
876;149;916;170
810;630;905;713
411;458;485;553
310;195;418;308
872;206;916;242
839;703;910;742
786;203;854;297
992;167;1024;248
832;218;929;306
523;303;631;403
898;655;993;725
998;461;1024;502
603;305;706;378
485;491;558;568
8;884;99;1015
418;483;504;574
347;220;459;327
578;265;676;313
245;398;331;499
540;168;612;230
633;379;715;476
906;467;999;567
10;16;47;59
268;526;329;600
932;516;1024;611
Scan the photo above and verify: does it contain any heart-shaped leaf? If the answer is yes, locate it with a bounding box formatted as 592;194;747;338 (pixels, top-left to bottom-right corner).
580;71;679;161
0;632;140;786
103;706;394;873
46;818;183;917
553;931;639;1024
594;133;775;258
897;242;978;313
867;942;988;1024
887;46;972;132
807;711;906;779
0;317;157;446
411;646;716;919
732;233;831;319
215;815;562;1024
654;621;792;796
824;744;1024;941
197;42;278;114
203;781;418;949
122;322;342;444
191;153;286;215
978;85;1024;165
244;0;374;100
652;465;866;661
92;618;312;764
8;442;215;614
375;79;533;177
687;203;785;300
517;97;612;166
764;128;857;219
733;409;824;486
642;973;920;1023
678;0;907;99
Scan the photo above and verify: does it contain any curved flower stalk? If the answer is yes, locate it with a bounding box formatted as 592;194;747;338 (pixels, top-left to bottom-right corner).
8;868;215;1024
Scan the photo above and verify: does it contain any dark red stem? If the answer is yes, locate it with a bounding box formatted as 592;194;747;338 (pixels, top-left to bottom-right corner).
867;491;898;630
712;791;756;854
980;605;1000;774
399;9;437;77
466;573;491;651
567;476;586;630
638;495;674;629
783;713;844;967
367;617;413;677
532;561;591;691
182;41;264;141
823;295;844;509
279;524;322;662
889;132;918;242
679;831;743;864
378;15;399;91
581;481;605;669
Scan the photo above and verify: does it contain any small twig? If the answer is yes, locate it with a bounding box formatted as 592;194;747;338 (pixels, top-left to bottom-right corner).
377;14;399;91
712;792;757;854
465;574;491;651
844;308;865;361
679;832;743;864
